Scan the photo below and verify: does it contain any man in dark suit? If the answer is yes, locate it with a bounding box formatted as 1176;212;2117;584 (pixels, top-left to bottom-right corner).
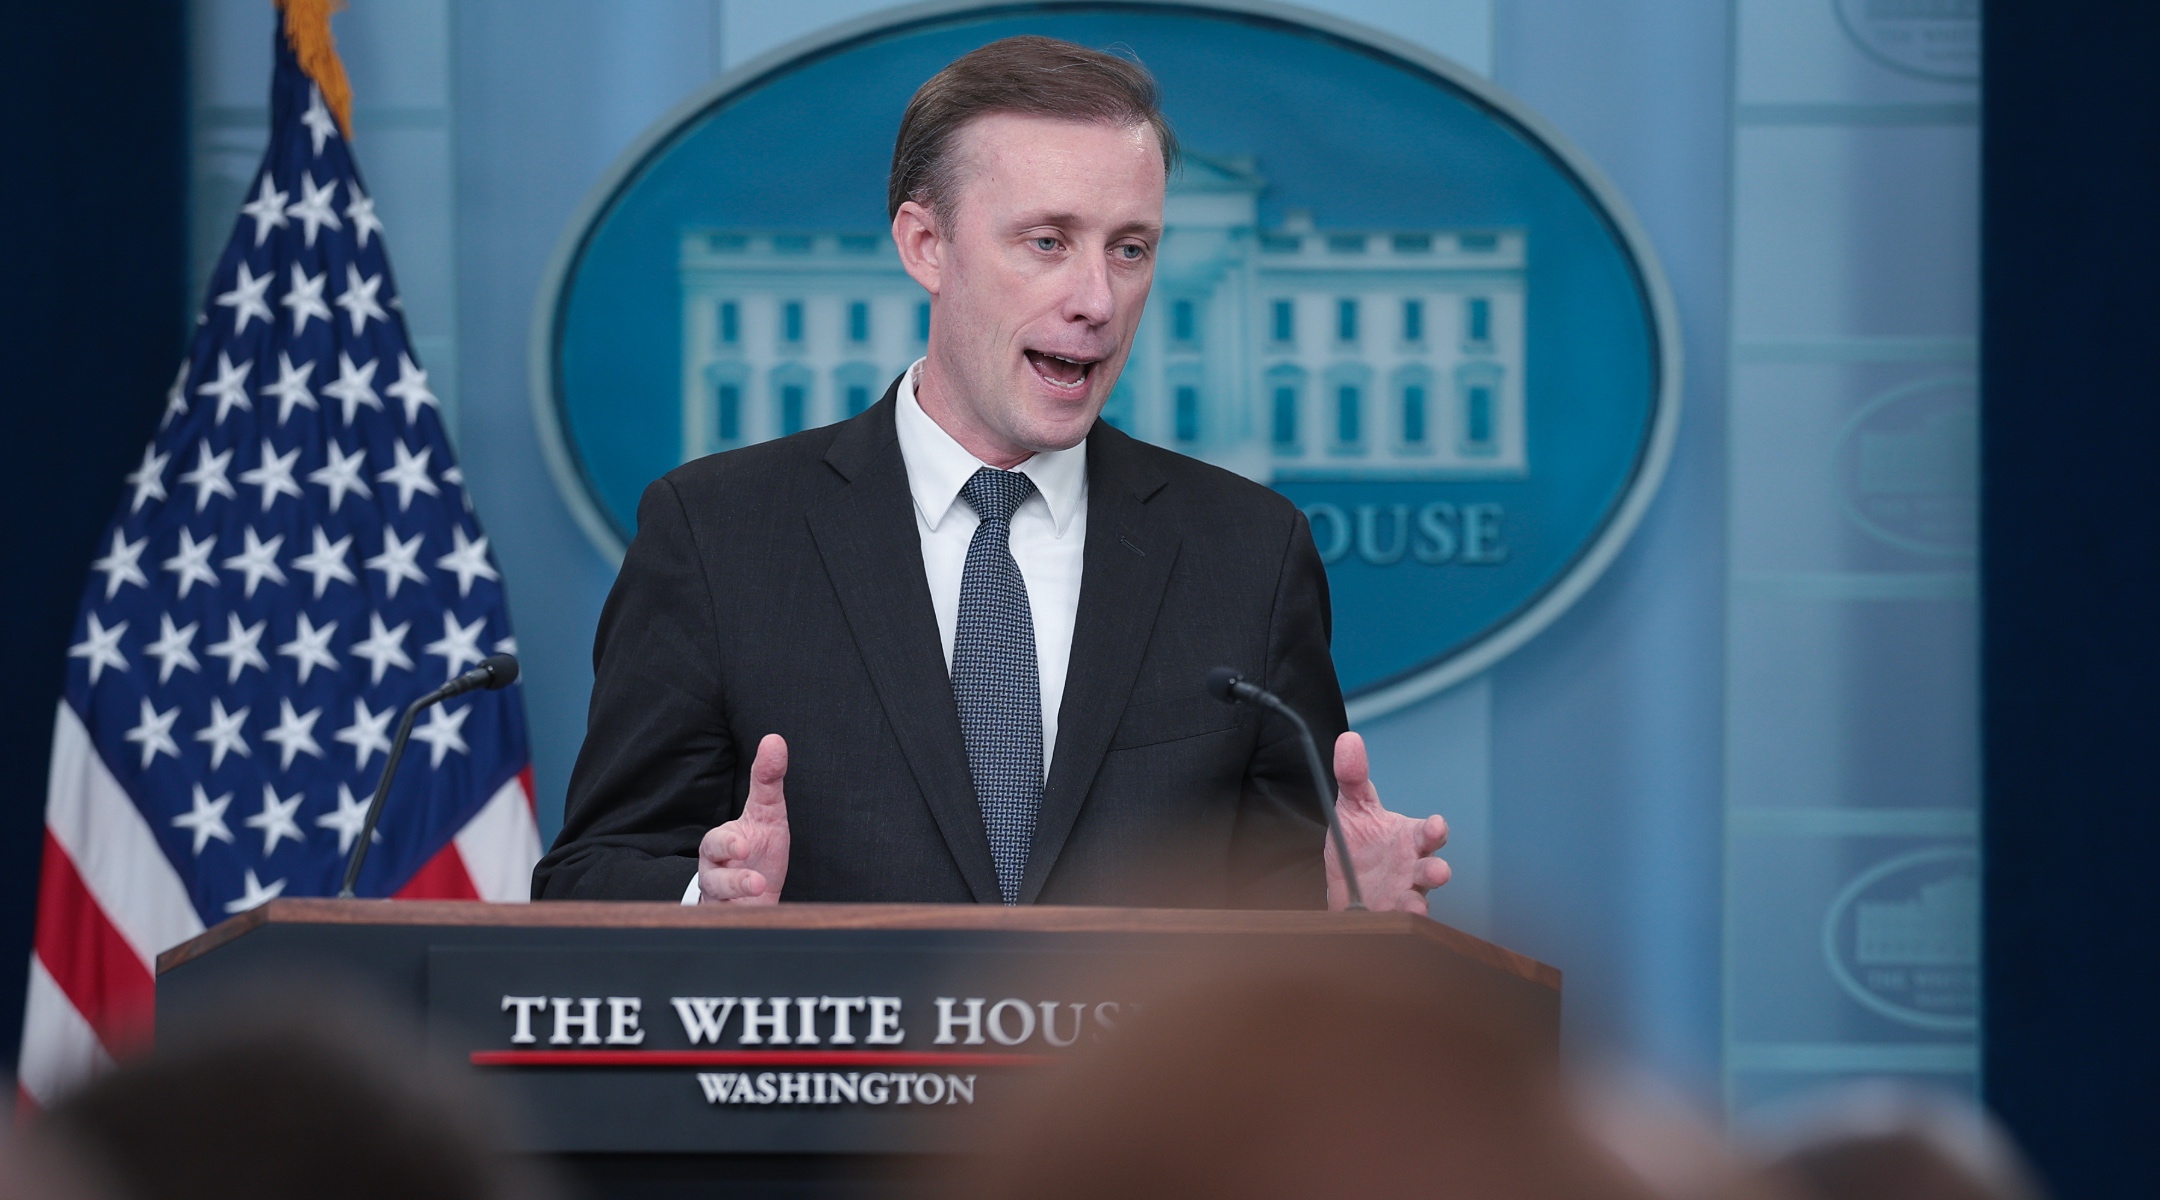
535;36;1450;911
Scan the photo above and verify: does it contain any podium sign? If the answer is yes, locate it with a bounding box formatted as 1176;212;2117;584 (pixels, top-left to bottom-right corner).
160;901;1557;1188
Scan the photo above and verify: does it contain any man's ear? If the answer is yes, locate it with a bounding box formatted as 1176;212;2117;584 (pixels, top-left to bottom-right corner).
891;200;944;295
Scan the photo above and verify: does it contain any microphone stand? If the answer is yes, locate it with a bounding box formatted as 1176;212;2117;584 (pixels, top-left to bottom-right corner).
1206;668;1367;911
338;654;518;898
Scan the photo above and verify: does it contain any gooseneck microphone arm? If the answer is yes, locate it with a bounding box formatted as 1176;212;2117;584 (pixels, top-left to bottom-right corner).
338;654;520;898
1205;667;1366;911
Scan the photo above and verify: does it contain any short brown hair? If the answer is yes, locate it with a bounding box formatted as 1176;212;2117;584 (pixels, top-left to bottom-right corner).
888;35;1179;221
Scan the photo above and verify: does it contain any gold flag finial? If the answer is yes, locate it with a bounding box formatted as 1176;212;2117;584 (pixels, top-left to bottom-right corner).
275;0;353;139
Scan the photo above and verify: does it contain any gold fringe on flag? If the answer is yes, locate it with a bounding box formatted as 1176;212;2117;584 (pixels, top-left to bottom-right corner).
276;0;354;139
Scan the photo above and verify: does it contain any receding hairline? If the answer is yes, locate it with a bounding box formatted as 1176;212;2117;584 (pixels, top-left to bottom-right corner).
921;111;1170;224
886;34;1180;222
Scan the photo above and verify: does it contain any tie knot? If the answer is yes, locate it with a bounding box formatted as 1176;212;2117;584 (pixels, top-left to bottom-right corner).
960;467;1036;526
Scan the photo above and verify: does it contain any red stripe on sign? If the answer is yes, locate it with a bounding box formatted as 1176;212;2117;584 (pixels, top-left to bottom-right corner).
517;765;536;816
32;831;154;1057
394;840;481;900
471;1050;1049;1068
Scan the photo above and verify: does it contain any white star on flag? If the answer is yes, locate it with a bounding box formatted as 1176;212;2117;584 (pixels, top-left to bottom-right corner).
69;614;129;685
350;613;414;684
163;528;220;597
376;442;440;511
435;527;500;597
239;173;290;245
301;85;339;154
425;612;487;679
238;439;304;511
385;353;439;423
205;613;269;683
278;613;340;683
262;699;325;770
308;440;371;511
162;360;189;428
285;171;342;246
194;698;252;770
366;527;429;598
173;784;236;854
194;351;254;425
215;262;274;335
281;263;331;334
224;869;288;915
125;444;169;512
262;352;318;424
245;783;307;854
412;703;471;767
322;352;381;423
124;698;182;768
345;185;383;248
334;697;395;771
335;264;387;334
144;614;202;684
90;530;149;599
221;527;289;598
291;527;357;597
317;783;378;855
178;442;238;511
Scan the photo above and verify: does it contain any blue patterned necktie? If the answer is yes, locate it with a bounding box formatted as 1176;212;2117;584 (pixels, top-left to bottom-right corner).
952;466;1042;905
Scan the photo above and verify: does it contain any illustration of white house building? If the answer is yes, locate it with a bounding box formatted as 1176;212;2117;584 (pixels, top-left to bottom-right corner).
679;155;1527;482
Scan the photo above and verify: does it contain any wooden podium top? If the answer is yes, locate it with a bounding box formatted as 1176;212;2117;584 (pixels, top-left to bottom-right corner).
159;898;1558;991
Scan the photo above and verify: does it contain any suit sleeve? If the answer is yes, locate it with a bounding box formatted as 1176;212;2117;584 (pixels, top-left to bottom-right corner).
532;477;735;899
1228;510;1345;909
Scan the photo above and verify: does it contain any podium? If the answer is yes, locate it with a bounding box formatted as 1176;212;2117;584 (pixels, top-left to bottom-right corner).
159;900;1559;1198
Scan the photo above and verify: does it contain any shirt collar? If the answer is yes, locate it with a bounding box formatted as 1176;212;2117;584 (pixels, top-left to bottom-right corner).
893;358;1088;537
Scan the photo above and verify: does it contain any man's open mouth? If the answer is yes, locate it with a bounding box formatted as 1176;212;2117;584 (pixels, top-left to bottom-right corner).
1025;350;1097;392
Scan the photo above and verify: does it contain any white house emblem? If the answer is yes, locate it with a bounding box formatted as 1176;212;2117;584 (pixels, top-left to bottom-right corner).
536;3;1678;715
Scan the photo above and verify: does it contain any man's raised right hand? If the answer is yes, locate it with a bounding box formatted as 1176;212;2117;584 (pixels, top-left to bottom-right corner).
696;733;791;904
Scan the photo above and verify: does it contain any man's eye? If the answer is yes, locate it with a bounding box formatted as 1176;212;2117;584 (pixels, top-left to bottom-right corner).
1116;244;1146;260
1033;237;1060;252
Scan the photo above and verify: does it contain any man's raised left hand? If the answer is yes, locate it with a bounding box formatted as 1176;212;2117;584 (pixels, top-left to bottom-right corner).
1326;731;1450;912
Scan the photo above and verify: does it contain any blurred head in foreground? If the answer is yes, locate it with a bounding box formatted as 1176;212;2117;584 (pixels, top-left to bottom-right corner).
29;983;546;1200
1745;1084;2044;1200
966;957;1655;1200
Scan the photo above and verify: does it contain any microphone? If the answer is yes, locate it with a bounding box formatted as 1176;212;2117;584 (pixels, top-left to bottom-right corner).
1205;667;1366;911
338;654;520;898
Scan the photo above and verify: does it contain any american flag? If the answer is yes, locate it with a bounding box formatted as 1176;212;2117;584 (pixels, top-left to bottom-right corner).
17;11;537;1108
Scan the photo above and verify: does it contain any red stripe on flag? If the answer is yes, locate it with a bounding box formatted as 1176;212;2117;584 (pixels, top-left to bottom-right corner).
32;832;154;1058
518;765;536;815
394;839;481;900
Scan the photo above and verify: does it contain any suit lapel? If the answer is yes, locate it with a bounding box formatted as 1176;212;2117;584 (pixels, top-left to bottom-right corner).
806;392;1001;904
1020;424;1177;903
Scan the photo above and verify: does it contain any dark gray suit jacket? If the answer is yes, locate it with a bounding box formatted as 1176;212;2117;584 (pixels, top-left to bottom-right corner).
534;384;1346;908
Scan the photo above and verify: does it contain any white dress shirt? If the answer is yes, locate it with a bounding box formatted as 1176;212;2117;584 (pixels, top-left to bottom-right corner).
686;360;1087;902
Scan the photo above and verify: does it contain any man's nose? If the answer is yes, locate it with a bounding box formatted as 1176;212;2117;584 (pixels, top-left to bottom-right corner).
1060;245;1117;325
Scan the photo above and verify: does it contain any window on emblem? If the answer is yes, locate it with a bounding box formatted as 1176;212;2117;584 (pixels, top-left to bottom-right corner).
1272;386;1298;449
1172;299;1196;344
1271;299;1295;344
717;383;740;442
782;301;804;345
1465;297;1491;346
1337;299;1359;343
1403;385;1427;446
718;301;739;346
848;301;869;344
1175;386;1200;442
